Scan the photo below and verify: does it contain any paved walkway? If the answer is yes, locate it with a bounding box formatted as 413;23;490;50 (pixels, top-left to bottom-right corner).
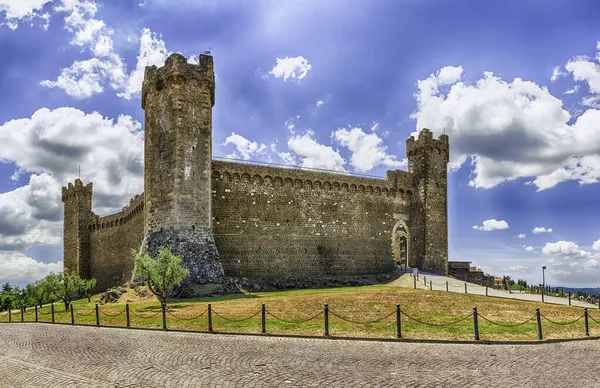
394;273;599;309
1;323;600;387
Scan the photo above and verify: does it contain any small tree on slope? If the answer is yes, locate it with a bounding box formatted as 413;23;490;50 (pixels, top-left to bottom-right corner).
132;246;190;305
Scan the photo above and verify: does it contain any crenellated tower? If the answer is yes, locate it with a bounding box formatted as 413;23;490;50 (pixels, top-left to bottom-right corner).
141;53;224;283
62;179;93;278
407;128;449;275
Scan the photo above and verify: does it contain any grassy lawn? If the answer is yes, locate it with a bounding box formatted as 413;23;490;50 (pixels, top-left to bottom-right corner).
1;283;598;341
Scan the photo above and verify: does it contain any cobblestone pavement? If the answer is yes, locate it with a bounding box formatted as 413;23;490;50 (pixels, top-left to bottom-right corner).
394;273;599;309
1;323;600;387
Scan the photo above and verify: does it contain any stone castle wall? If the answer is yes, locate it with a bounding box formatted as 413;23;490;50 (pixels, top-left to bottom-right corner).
211;161;412;280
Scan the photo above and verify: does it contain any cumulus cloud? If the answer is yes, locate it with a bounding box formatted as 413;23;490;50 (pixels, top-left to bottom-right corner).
316;100;323;107
266;56;312;83
524;246;534;252
472;219;509;231
287;130;346;171
515;233;526;239
0;252;62;285
332;126;406;173
223;132;268;160
508;265;528;273
532;227;553;234
593;239;600;251
542;241;580;256
411;58;600;191
0;0;52;29
550;66;566;82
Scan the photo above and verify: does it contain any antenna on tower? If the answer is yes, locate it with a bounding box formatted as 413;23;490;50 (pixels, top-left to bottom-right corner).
204;45;212;55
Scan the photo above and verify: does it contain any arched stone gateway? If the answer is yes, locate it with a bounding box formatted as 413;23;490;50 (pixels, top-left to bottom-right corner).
392;219;410;268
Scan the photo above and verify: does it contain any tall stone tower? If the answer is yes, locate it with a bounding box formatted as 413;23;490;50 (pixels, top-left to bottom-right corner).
62;179;93;278
141;53;224;283
407;128;449;275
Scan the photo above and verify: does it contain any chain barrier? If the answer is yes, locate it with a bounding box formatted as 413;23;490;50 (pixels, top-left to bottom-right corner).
401;311;473;327
478;314;537;327
130;309;162;318
55;309;70;315
73;308;96;317
266;309;323;324
540;313;585;325
329;309;396;324
38;309;53;316
166;309;208;321
98;308;126;317
211;309;262;322
588;314;600;325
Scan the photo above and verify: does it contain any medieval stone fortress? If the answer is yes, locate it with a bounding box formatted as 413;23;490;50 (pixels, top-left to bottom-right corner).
62;53;454;292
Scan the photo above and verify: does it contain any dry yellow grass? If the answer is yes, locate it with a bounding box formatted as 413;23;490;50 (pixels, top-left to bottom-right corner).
3;282;598;341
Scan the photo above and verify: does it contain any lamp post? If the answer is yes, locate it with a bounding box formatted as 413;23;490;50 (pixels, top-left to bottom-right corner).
542;266;546;303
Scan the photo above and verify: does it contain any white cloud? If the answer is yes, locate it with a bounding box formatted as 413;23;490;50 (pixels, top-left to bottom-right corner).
0;252;62;285
287;130;346;171
223;132;268;160
550;66;566;82
565;55;600;94
552;269;571;276
332;126;406;173
564;85;580;95
508;265;528;273
515;233;526;239
532;227;553;234
316;100;323;107
267;56;312;82
411;60;600;191
472;219;509;231
593;239;600;252
0;0;52;29
524;246;534;252
542;241;580;256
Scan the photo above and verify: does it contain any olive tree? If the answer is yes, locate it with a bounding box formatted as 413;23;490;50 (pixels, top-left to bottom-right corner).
132;246;190;305
47;270;85;311
80;278;97;302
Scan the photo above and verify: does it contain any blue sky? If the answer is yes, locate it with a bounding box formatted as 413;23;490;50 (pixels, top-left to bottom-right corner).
1;0;600;288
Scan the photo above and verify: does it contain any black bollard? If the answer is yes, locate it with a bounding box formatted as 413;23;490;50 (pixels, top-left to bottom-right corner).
584;308;590;337
473;307;480;341
51;304;55;324
95;304;99;326
162;303;167;330
70;305;74;325
536;308;543;340
208;304;213;332
261;304;266;334
35;306;38;322
324;304;329;337
126;304;130;328
446;281;448;292
464;282;467;294
429;280;432;291
486;286;488;297
569;292;571;306
413;275;416;290
396;304;401;339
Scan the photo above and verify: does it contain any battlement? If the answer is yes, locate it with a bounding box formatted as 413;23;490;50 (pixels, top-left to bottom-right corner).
142;53;215;109
61;179;93;202
406;128;449;160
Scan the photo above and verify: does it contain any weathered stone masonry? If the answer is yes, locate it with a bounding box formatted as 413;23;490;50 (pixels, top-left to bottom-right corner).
62;53;450;292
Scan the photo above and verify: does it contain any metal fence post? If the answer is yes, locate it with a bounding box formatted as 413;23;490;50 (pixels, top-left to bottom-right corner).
162;303;167;330
51;304;55;324
95;304;99;327
569;292;571;306
126;304;130;328
8;307;11;323
446;281;448;292
396;304;401;338
473;307;480;341
35;306;38;322
413;275;416;289
584;308;590;337
464;282;467;294
261;304;266;334
424;276;427;286
486;286;488;297
324;304;329;337
70;305;74;325
536;308;543;340
429;280;432;291
208;304;213;332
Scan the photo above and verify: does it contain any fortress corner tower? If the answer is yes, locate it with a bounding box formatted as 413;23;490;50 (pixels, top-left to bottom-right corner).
407;128;449;275
141;53;224;283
